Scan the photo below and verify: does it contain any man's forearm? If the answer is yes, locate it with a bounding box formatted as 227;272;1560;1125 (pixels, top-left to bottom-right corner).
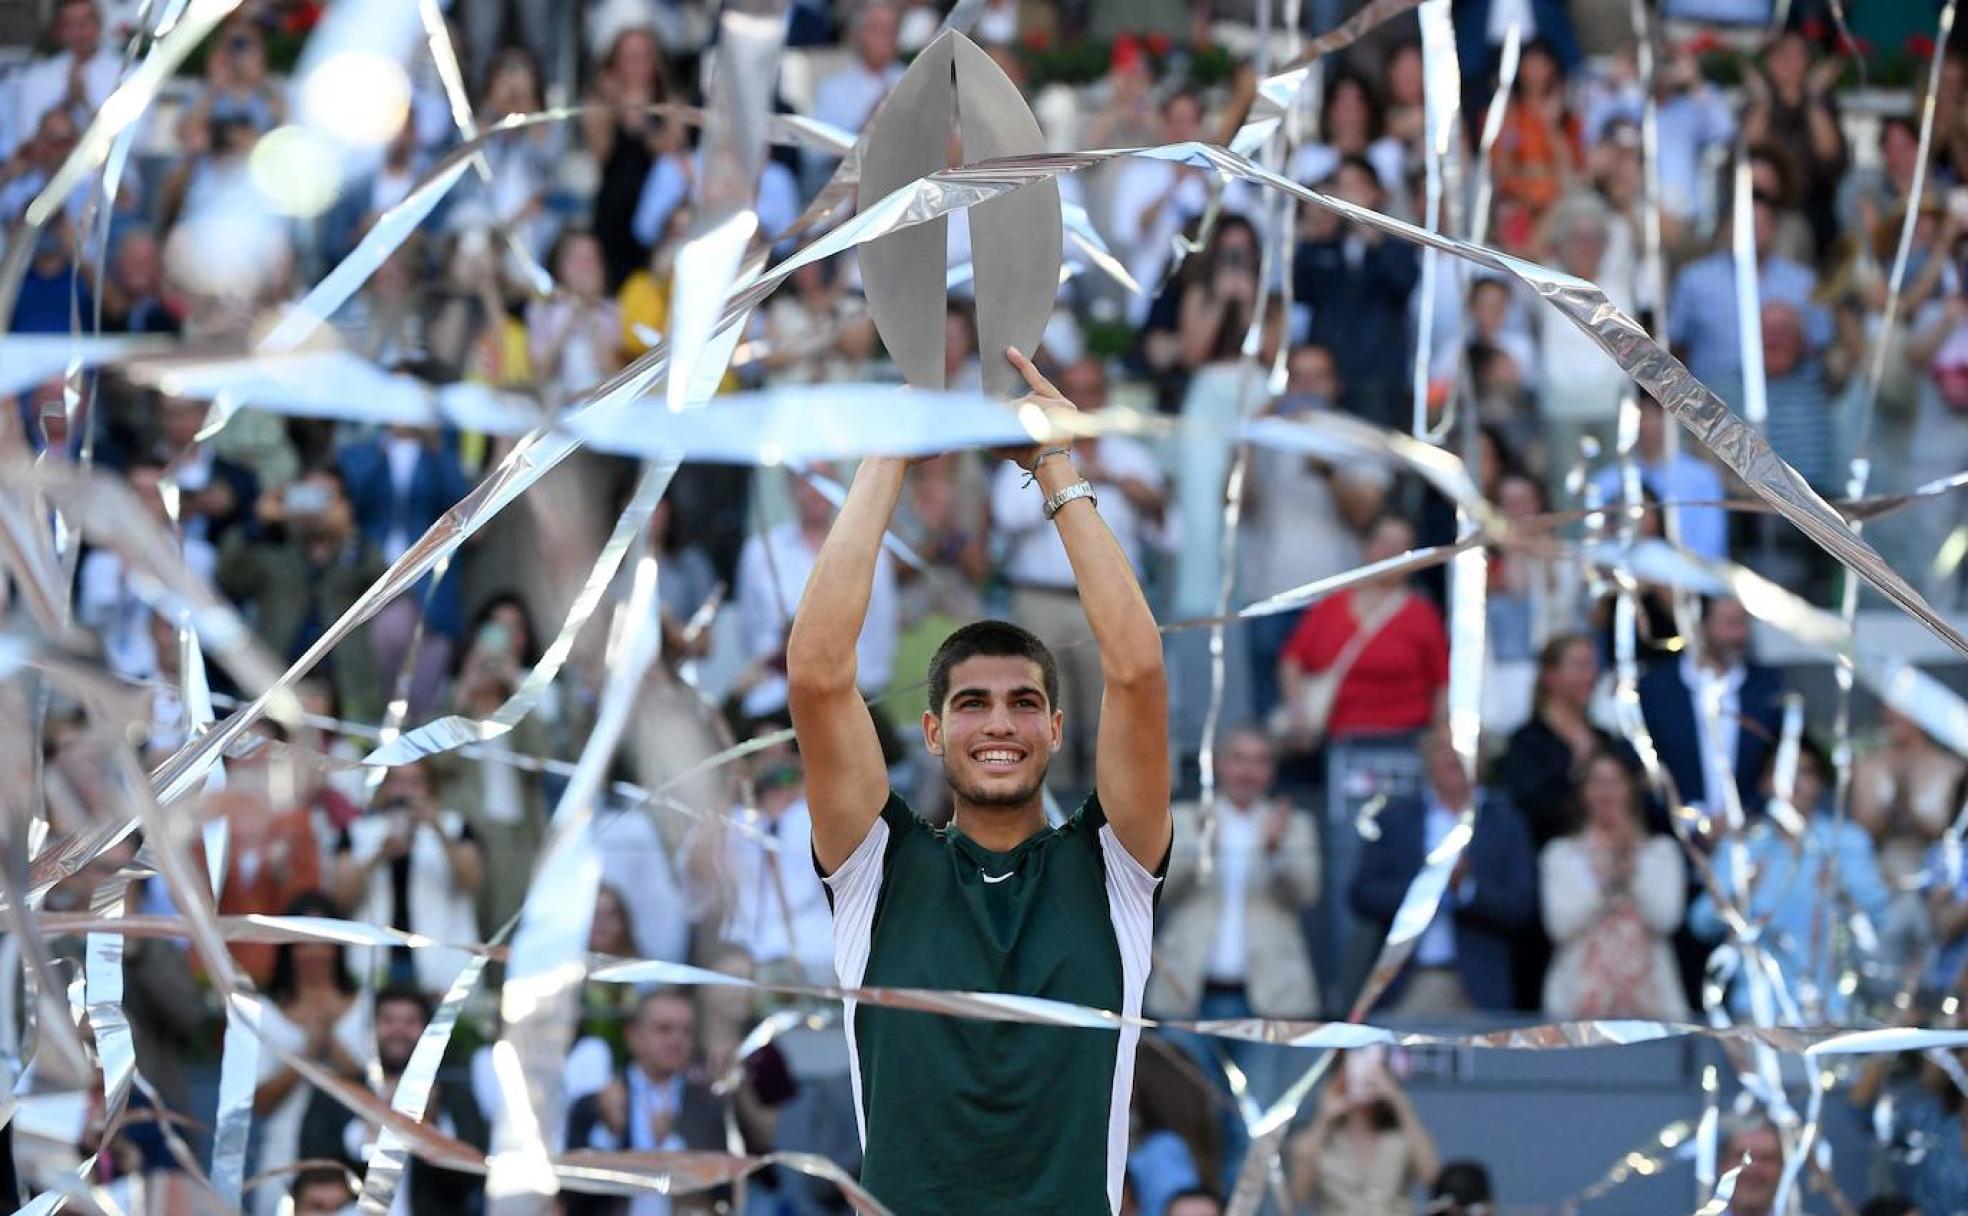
786;457;908;691
1033;455;1160;682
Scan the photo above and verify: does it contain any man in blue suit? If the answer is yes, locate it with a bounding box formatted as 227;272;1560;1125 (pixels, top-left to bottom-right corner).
1350;721;1536;1015
336;424;473;717
1637;597;1786;819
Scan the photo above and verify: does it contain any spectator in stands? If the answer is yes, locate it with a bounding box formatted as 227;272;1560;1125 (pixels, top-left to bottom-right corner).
629;130;802;255
1240;344;1388;717
1533;194;1629;473
1638;596;1785;820
564;989;729;1216
1837;116;1921;235
1740;29;1848;256
1713;1119;1784;1216
456;46;560;260
439;627;551;940
219;466;388;721
1540;750;1687;1019
1485;472;1584;735
1591;39;1733;236
1108;91;1216;327
1902;262;1968;610
1435;278;1537;402
1431;1160;1495;1216
1690;738;1889;1019
286;1168;355;1216
763;259;881;385
337;425;473;717
6;1;118;160
330;761;482;995
1082;35;1158;149
1148;727;1318;1096
1489;41;1583;252
78;459;213;682
687;733;835;982
208;725;322;985
1853;709;1964;972
527;227;623;400
1501;635;1634;847
250;892;370;1216
300;985;487;1212
1746;300;1842;496
1126;1048;1220;1216
1379;38;1425;169
1745;142;1815;268
583;24;677;290
1294;156;1420;431
8;219;91;334
99;229;179;335
319;117;429;271
180;18;286;149
154;394;258;546
1589;395;1728;561
0;107;84;225
1286;1048;1440;1216
990;360;1164;793
1274;515;1448;757
1351;721;1536;1015
736;467;897;722
1667;189;1830;390
1290;70;1405;203
809;2;904;164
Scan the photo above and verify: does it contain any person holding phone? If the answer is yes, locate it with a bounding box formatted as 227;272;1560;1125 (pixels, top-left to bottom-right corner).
1286;1047;1441;1216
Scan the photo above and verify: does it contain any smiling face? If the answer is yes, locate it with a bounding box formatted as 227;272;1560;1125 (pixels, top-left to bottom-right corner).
923;654;1061;809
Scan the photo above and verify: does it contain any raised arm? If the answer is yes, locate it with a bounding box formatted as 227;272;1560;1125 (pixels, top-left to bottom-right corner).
1007;348;1171;870
787;457;907;874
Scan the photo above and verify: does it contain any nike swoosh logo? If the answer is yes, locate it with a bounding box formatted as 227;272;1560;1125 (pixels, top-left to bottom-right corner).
981;870;1015;884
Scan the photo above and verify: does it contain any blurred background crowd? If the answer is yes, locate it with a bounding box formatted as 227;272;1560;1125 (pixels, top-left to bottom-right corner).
4;0;1968;1212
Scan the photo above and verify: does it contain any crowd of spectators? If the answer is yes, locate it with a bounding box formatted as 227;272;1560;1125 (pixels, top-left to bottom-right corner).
8;0;1968;1212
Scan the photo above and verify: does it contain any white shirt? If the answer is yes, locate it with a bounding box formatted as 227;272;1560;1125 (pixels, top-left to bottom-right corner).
380;433;423;559
7;49;121;158
1535;265;1633;421
1683;654;1747;815
1486;0;1538;42
595;802;691;966
735;521;898;716
1205;797;1263;982
811;60;906;137
77;542;216;682
990;435;1166;588
696;798;836;980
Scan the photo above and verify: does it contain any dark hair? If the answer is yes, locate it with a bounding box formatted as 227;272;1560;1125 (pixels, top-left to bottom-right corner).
1757;732;1830;795
374;982;433;1023
1531;632;1595;713
1858;1198;1917;1216
927;620;1059;716
1133;1046;1222;1188
289;1165;355;1202
1161;89;1203;120
267;891;356;1005
1565;748;1645;836
1433;1159;1494;1204
464;591;540;666
1321;70;1384;142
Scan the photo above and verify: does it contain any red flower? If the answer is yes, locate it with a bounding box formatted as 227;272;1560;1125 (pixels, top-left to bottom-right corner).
1684;32;1723;55
1143;31;1173;56
1802;17;1826;41
1020;28;1049;52
281;0;323;35
1910;32;1938;59
1111;33;1141;72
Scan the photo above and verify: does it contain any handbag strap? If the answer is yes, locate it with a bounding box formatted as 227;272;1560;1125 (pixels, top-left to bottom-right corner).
1323;590;1407;688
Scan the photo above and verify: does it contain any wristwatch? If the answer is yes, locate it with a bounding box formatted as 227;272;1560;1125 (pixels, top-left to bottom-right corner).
1042;479;1098;520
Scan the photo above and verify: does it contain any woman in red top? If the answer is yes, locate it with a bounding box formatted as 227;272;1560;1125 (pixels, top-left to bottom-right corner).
1276;515;1449;748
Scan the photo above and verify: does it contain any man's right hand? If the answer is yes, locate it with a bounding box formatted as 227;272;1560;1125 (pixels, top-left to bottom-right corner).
598;1078;629;1138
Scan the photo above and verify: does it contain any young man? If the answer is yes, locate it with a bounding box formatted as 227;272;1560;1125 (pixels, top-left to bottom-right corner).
787;348;1173;1214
